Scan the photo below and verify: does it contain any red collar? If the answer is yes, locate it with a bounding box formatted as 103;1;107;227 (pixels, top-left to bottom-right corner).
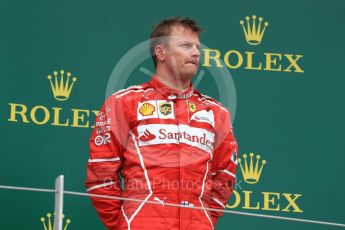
149;75;194;100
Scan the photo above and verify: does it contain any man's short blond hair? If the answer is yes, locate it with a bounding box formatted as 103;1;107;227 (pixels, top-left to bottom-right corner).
150;17;203;68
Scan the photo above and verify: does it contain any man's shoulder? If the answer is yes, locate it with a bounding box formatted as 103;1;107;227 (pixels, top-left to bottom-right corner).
194;91;230;115
111;83;154;99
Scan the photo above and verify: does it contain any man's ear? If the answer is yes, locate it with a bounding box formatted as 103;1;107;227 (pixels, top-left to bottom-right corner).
155;44;166;62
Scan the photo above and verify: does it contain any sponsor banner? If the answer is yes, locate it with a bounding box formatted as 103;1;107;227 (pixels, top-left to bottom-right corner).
94;133;111;146
137;124;215;153
227;153;303;213
137;100;175;120
190;110;215;127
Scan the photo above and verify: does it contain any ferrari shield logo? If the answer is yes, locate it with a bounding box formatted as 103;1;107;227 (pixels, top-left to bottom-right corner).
188;102;196;112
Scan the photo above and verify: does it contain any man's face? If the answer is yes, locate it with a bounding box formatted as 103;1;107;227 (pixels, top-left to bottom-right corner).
162;25;201;80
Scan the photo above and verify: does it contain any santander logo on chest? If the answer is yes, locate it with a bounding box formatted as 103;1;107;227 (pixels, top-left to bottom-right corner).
137;124;215;153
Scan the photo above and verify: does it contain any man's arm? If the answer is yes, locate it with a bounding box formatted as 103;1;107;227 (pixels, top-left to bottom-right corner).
85;95;130;230
209;109;238;225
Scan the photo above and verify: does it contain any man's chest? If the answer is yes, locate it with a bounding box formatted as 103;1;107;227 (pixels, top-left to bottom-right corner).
128;96;217;152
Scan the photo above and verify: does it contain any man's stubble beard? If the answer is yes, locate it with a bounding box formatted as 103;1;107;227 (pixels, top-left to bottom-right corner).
170;56;197;82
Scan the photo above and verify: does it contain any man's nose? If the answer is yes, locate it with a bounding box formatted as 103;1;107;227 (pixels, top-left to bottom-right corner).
191;45;200;57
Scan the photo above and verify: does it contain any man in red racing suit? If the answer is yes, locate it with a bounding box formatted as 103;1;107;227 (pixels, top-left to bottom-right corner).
85;17;238;230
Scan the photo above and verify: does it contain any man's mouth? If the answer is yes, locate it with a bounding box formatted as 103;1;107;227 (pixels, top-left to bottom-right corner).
186;60;199;67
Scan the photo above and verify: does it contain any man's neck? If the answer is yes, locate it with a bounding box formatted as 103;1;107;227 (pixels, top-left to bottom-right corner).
155;68;191;92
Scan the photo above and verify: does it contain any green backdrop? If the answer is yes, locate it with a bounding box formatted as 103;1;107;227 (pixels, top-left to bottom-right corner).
1;0;344;229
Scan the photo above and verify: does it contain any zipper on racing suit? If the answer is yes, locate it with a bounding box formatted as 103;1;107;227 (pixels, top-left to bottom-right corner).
169;94;182;229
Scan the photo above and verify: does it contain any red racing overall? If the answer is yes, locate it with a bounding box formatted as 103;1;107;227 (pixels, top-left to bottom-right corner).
85;76;238;230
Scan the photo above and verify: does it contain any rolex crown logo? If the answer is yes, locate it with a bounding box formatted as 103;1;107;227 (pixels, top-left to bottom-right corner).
40;212;71;230
240;15;268;45
238;153;266;184
47;70;77;101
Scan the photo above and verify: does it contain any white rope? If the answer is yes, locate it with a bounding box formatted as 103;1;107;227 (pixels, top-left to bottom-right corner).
65;191;345;228
0;185;344;228
0;185;55;193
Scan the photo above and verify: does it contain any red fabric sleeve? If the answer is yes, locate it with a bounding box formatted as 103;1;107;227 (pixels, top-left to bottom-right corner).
209;109;238;225
85;95;131;230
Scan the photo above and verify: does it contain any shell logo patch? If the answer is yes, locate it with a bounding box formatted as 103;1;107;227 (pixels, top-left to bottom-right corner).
139;103;156;116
